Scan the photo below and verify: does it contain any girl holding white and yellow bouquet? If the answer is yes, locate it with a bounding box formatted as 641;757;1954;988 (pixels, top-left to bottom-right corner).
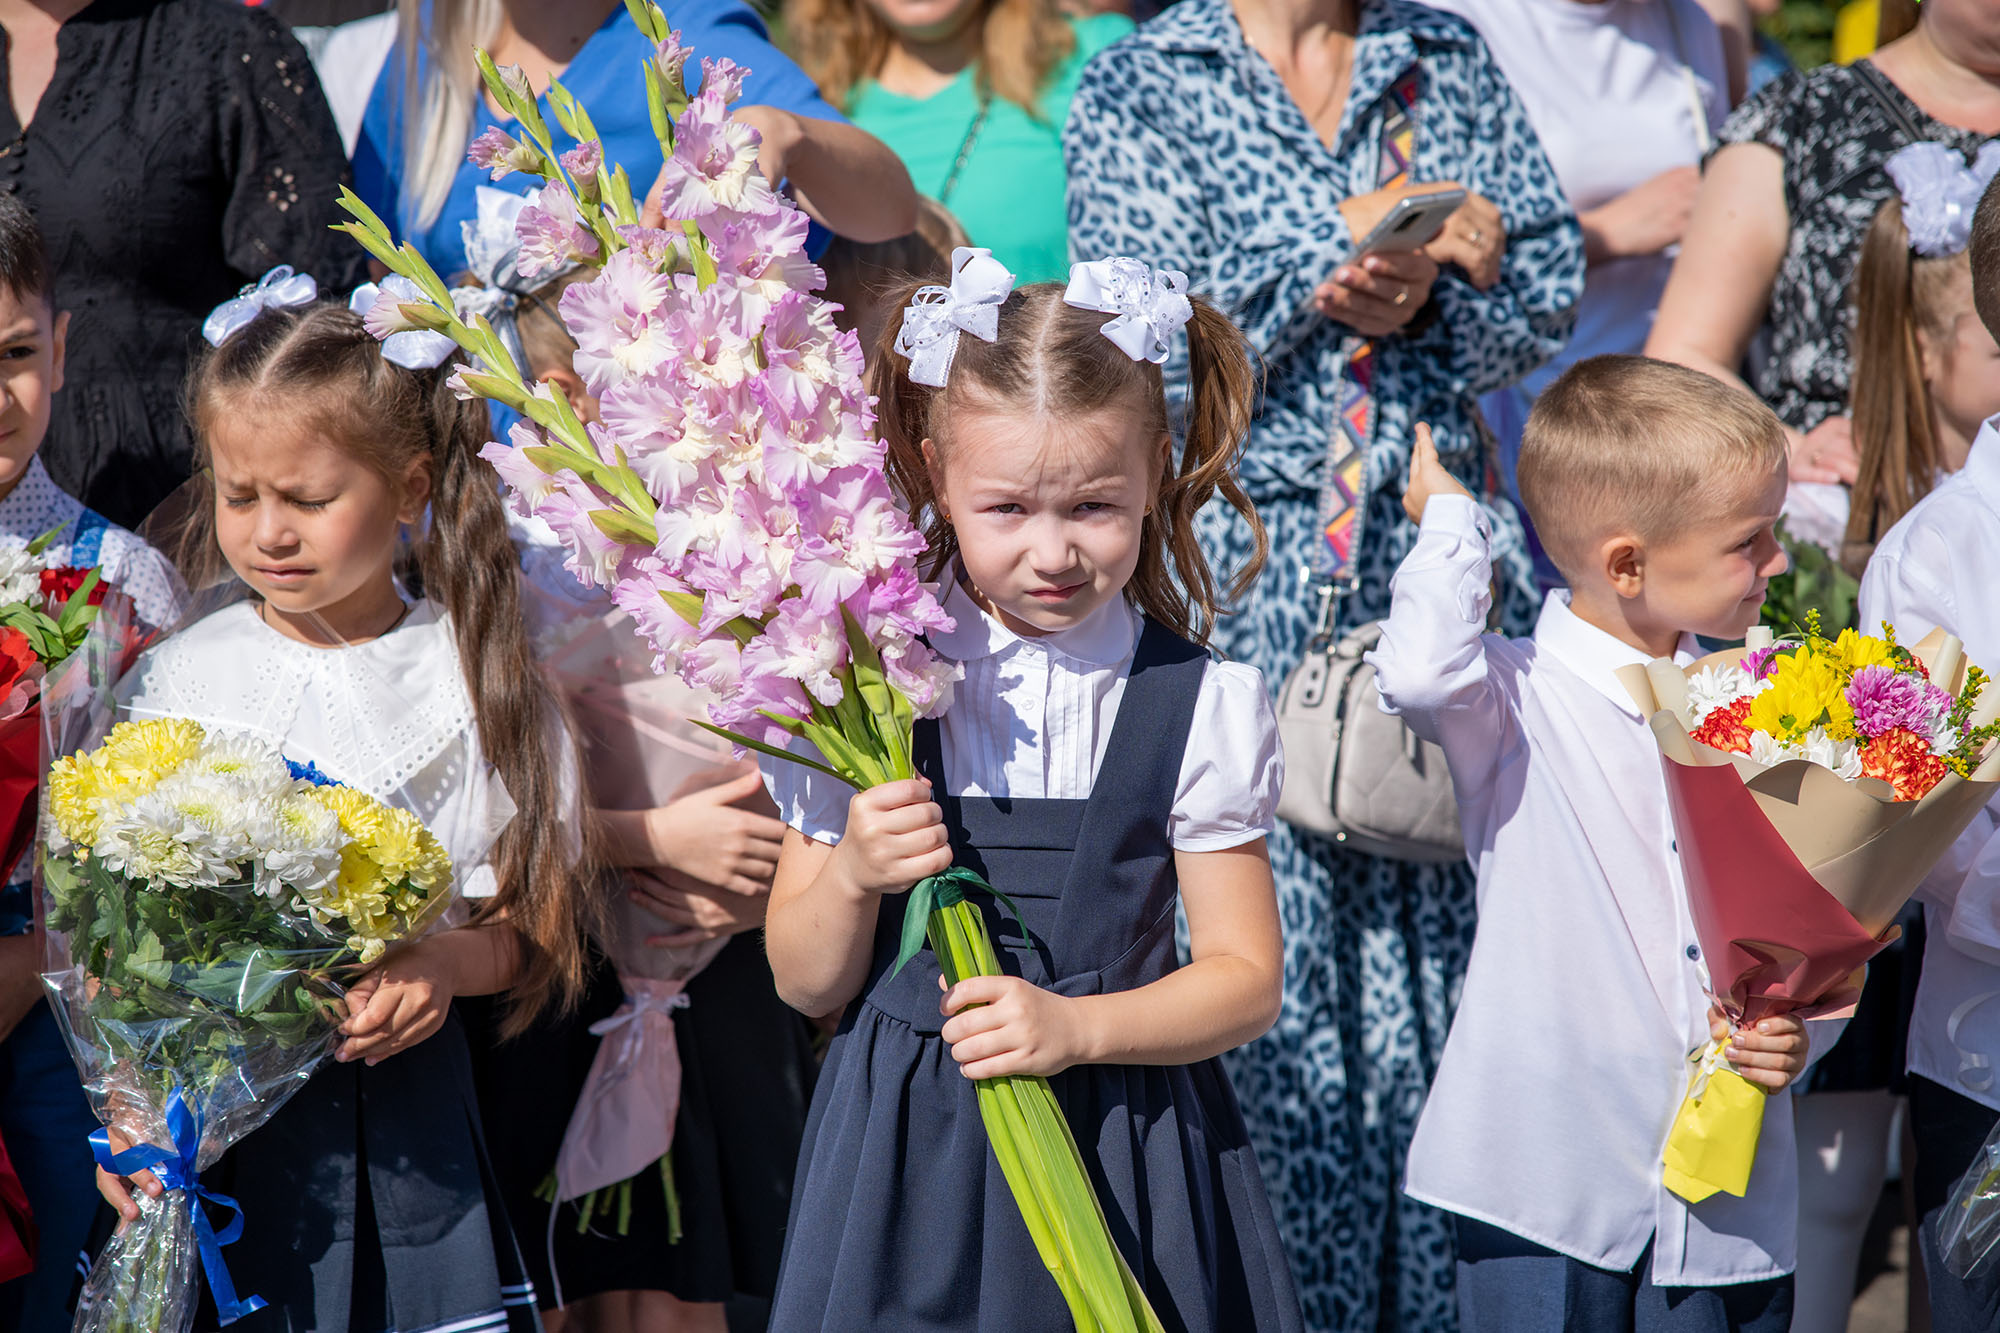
84;274;590;1333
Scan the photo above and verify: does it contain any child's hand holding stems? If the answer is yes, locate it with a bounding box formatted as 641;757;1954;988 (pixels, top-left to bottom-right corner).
768;779;1283;1078
1711;1005;1810;1093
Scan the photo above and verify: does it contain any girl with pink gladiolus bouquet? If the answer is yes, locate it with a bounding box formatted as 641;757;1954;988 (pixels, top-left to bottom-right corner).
758;253;1306;1330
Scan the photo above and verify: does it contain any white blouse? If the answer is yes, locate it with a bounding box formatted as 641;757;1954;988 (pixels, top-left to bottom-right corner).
765;579;1283;851
118;598;526;900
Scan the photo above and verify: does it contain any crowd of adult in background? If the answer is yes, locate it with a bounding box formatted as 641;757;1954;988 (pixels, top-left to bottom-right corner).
0;0;1995;1330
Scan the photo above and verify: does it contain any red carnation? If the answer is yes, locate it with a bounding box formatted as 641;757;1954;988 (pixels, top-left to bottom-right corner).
1692;696;1756;755
39;566;105;607
1860;726;1949;802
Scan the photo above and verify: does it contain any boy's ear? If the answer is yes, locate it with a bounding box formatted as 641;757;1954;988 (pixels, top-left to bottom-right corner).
49;308;68;394
1600;533;1647;601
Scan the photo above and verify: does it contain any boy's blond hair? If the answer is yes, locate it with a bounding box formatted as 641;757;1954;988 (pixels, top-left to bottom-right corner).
1518;356;1787;582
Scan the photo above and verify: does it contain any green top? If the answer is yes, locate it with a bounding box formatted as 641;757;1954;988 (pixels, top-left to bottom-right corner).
847;13;1133;285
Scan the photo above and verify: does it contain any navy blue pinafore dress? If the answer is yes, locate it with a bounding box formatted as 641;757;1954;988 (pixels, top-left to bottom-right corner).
769;621;1304;1332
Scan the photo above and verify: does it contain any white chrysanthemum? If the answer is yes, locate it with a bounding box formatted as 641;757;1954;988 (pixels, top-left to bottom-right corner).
1748;731;1795;769
1929;714;1961;759
259;792;343;898
150;772;260;866
1686;663;1763;724
92;792;235;888
1801;728;1864;781
184;734;294;802
0;536;40;604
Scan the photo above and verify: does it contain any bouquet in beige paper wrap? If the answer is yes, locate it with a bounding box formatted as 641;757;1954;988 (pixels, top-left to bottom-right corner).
1616;621;2000;1203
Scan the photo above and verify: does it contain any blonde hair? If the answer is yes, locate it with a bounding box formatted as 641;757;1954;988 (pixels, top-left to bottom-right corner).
187;302;597;1035
875;282;1265;646
1518;356;1788;583
1844;197;1975;575
396;0;502;233
783;0;1075;117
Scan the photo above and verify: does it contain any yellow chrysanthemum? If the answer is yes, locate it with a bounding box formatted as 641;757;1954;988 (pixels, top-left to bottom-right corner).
301;784;453;945
1748;648;1849;741
1833;628;1898;676
46;752;116;846
98;718;203;782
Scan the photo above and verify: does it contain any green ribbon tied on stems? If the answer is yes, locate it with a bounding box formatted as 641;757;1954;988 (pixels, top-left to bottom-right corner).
892;865;1025;981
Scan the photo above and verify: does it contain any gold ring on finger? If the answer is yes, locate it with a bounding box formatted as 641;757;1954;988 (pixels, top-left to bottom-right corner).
1393;287;1410;307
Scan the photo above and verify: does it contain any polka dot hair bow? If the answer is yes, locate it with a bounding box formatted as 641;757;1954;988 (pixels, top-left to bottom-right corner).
201;265;318;347
894;246;1017;387
1063;256;1193;365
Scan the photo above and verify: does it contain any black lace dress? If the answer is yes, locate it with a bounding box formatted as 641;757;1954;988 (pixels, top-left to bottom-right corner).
0;0;368;527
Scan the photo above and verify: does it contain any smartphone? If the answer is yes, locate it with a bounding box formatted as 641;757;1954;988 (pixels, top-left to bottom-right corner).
1351;185;1468;256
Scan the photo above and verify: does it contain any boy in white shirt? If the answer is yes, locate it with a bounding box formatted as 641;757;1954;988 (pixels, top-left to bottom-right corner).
1371;355;1825;1333
1855;175;2000;1333
0;191;183;1332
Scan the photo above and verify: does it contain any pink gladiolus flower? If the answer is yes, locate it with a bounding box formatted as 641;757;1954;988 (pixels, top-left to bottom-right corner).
467;126;541;180
561;138;603;184
699;56;747;105
654;30;690;99
560;249;674;394
615;224;686;270
849;564;955;642
680;634;744;697
662;278;758;390
360;274;429;339
742;599;849;706
653;90;774;219
516;181;601;279
553;505;625;589
884;648;961;718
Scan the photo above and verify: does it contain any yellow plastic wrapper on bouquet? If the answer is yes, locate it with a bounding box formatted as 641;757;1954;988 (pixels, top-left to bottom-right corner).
1660;1046;1766;1204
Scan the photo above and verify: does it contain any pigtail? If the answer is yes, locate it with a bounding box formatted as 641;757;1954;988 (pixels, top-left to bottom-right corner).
1148;296;1265;645
418;370;598;1035
872;279;959;580
1845;199;1947;578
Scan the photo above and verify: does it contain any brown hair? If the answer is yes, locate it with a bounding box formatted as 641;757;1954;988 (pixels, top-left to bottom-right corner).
1518;355;1788;584
783;0;1075;118
820;197;972;356
874;281;1265;645
1970;173;2000;340
512;272;591;378
1844;197;1974;575
186;303;594;1034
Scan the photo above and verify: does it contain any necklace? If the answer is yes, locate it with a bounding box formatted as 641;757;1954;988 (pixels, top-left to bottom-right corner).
258;596;412;645
939;92;991;204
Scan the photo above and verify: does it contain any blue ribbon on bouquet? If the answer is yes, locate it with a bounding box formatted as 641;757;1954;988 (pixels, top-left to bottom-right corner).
89;1087;268;1325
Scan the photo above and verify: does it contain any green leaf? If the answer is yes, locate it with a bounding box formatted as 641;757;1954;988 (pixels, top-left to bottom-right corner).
589;507;655;546
685;717;849;786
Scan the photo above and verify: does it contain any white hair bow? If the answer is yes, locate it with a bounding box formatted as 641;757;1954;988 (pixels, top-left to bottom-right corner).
1064;257;1192;365
894;246;1016;388
202;265;318;347
349;277;459;370
1887;141;2000;258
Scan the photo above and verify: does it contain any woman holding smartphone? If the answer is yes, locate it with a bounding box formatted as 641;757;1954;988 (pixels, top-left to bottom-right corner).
1064;2;1583;1327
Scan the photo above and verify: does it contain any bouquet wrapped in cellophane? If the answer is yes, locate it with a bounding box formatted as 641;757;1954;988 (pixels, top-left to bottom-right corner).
330;4;1163;1326
1618;617;2000;1204
0;530;136;889
39;637;458;1333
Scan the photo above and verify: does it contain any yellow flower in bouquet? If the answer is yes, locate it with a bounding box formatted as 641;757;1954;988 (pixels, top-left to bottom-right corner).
47;717;202;845
303;785;453;960
1833;627;1898;675
1748;648;1853;742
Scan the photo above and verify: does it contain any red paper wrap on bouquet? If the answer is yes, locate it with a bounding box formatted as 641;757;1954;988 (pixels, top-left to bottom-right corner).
0;630;44;878
1619;629;2000;1203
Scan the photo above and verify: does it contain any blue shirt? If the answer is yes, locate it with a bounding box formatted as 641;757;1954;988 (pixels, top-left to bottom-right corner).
353;0;846;280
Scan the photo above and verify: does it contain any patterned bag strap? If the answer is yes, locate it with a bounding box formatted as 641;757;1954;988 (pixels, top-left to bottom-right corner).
70;508;108;568
1311;67;1420;604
